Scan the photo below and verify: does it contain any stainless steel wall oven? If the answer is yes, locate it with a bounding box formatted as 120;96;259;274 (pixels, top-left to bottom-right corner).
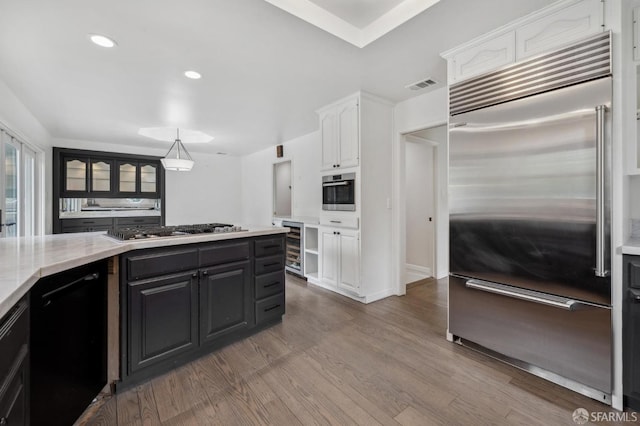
322;173;355;211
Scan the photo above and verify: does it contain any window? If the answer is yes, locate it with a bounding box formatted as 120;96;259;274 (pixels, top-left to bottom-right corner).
1;129;43;237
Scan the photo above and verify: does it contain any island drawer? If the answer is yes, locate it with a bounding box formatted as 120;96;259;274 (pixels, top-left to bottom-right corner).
0;300;28;381
255;292;285;325
199;241;250;267
255;255;285;275
255;238;284;257
255;271;285;300
127;248;199;280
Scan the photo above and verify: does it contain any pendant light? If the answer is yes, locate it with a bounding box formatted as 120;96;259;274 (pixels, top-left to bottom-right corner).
161;128;194;171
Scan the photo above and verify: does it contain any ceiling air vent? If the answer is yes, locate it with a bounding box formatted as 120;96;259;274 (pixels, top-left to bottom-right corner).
406;78;438;91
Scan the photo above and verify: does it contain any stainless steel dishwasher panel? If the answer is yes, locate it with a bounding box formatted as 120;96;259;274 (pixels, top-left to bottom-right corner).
449;275;612;394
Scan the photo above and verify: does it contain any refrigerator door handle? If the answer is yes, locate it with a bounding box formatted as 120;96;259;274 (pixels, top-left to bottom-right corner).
595;105;609;278
465;279;598;311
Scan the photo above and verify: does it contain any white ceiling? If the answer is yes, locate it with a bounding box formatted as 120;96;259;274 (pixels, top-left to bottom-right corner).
0;0;555;156
310;0;406;28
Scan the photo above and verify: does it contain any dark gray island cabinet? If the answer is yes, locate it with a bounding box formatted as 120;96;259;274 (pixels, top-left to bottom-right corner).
119;234;286;389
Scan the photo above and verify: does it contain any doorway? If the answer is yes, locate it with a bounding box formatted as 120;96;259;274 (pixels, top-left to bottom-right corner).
404;135;436;283
0;128;43;237
399;124;447;291
273;160;292;217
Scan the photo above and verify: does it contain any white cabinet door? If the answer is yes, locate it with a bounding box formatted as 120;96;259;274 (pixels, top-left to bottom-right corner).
516;0;603;60
450;32;515;83
338;230;360;294
320;111;337;171
337;99;359;169
320;228;338;287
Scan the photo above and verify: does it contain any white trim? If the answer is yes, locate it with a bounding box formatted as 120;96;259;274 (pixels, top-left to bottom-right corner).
364;288;397;304
264;0;440;48
405;263;431;284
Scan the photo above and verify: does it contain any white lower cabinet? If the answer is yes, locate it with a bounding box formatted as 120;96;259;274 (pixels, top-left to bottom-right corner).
319;227;360;295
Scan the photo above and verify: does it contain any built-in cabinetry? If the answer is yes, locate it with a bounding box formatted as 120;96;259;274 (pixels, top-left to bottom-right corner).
254;238;286;324
59;216;161;234
441;0;605;83
623;255;640;410
53;147;165;234
319;97;359;171
314;92;393;303
0;298;28;426
319;227;360;295
57;148;162;198
119;235;285;388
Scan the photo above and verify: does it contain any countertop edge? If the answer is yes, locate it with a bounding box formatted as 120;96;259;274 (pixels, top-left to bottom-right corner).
0;226;288;319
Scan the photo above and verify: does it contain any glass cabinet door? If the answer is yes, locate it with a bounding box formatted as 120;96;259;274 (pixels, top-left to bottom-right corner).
91;160;112;192
65;158;88;192
139;164;157;194
118;162;137;193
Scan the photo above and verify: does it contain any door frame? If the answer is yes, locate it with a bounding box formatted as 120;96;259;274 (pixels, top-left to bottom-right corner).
392;120;448;296
272;158;293;217
0;126;45;237
404;134;437;283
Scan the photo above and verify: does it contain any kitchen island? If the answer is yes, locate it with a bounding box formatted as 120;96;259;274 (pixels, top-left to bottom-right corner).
0;226;288;425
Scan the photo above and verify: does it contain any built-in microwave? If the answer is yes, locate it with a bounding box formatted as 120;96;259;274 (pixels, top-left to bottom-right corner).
322;173;355;211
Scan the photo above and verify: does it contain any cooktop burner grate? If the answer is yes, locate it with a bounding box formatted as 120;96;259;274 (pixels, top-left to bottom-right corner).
106;223;242;240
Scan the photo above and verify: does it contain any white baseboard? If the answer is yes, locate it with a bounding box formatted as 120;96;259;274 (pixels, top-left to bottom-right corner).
405;263;432;284
364;288;396;304
306;280;396;304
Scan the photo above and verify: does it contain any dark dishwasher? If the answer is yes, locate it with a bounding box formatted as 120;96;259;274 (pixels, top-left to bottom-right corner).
30;260;107;426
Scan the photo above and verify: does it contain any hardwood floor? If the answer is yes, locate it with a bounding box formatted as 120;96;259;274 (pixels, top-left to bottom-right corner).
84;276;632;425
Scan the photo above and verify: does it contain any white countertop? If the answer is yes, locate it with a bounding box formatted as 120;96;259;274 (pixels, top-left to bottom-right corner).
0;226;288;319
622;237;640;255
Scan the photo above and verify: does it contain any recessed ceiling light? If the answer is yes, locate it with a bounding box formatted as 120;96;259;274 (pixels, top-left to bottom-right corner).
89;34;117;48
184;71;202;80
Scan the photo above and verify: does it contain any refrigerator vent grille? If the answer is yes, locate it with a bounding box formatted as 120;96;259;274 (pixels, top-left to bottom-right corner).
449;31;611;116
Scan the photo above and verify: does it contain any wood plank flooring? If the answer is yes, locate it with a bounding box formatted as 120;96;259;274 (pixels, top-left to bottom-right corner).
83;276;634;425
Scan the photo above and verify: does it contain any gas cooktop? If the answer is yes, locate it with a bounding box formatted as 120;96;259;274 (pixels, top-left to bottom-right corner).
106;223;244;241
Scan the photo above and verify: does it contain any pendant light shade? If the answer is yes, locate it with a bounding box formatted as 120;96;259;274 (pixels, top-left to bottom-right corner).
161;129;194;171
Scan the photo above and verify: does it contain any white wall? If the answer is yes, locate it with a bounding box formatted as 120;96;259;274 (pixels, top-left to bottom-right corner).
405;141;434;275
241;131;321;225
0;78;52;233
52;138;243;225
393;87;448;290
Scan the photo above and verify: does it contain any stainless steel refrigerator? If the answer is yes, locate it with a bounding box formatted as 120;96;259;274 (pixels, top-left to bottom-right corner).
448;31;613;402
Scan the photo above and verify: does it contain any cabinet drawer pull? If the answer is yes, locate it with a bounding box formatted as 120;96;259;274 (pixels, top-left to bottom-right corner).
630;288;640;302
264;281;280;288
264;304;281;312
263;262;280;268
263;244;280;250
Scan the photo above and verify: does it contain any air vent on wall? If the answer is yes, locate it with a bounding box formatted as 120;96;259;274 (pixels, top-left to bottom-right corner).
406;77;438;91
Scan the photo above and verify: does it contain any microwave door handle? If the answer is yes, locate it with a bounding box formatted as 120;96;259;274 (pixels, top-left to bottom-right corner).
323;182;349;187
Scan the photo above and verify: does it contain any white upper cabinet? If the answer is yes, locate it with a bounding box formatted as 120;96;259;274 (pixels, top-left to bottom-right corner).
449;32;515;83
319;97;359;171
516;0;604;59
442;0;605;84
320;111;337;171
